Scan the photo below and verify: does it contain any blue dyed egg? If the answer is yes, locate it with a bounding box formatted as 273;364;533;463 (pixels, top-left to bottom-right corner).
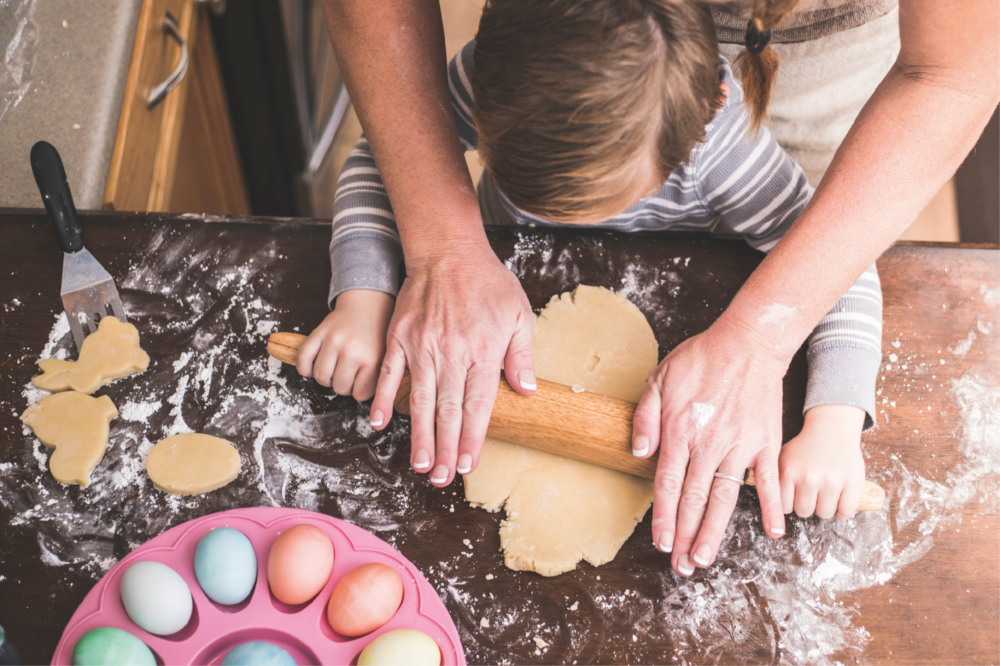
194;527;258;605
221;641;297;665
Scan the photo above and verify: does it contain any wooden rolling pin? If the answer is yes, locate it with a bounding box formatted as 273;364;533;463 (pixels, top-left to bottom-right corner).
268;332;885;511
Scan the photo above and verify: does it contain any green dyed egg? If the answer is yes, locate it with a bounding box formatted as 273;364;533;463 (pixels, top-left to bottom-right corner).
72;627;156;666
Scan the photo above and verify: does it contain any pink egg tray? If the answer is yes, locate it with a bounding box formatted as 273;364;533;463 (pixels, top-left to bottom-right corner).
51;507;465;665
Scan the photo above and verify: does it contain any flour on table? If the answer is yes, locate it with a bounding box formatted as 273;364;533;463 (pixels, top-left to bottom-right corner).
1;225;417;582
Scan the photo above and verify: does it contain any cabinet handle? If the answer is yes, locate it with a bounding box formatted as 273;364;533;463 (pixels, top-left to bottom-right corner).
146;12;188;109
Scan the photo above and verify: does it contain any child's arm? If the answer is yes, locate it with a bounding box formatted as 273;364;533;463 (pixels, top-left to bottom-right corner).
699;67;882;519
295;290;395;400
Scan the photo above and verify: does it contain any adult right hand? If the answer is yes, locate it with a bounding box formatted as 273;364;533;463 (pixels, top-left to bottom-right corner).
367;245;537;488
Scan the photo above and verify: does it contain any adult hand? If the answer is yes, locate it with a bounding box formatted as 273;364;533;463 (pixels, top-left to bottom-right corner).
632;320;788;576
368;246;537;487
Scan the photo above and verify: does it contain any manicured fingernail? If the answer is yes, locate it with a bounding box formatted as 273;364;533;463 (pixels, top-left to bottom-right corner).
430;465;449;484
369;410;384;427
677;557;695;576
693;544;711;566
413;450;430;470
633;435;649;457
517;370;537;391
657;532;673;553
771;526;785;536
456;454;472;475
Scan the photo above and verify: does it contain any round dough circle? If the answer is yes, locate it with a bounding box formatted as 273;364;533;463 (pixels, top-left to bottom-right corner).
146;433;241;496
465;285;659;576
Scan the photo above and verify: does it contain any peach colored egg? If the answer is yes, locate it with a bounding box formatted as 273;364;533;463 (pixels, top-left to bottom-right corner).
327;563;403;636
267;524;334;605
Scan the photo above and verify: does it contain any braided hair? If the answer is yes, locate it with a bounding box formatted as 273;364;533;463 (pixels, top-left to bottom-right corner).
733;0;801;132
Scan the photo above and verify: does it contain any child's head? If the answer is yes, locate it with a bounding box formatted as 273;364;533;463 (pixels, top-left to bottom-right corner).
472;0;722;223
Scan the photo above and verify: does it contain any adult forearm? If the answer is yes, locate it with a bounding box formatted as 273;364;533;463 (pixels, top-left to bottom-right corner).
718;63;999;362
321;0;488;263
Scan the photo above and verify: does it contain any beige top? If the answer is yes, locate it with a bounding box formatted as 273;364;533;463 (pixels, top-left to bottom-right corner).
712;0;898;44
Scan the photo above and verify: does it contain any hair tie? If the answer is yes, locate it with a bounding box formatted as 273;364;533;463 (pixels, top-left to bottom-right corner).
744;19;771;55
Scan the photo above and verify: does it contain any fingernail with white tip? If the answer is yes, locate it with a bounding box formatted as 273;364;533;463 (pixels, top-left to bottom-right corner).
677;558;695;576
657;532;673;553
771;526;785;536
632;434;649;457
430;465;449;484
369;410;384;427
693;544;711;566
413;450;430;470
457;454;472;475
517;370;537;391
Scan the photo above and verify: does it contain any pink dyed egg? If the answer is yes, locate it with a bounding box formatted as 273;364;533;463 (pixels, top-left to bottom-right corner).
327;563;403;636
267;524;334;605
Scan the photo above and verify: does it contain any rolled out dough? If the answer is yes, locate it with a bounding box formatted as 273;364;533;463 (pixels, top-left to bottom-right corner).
20;391;118;487
464;285;658;576
32;316;150;394
146;433;241;496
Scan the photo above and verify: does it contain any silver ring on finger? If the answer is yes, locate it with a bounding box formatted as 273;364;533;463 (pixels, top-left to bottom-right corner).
713;471;745;485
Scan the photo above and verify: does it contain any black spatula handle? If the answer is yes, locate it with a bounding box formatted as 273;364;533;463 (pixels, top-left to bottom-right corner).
30;141;84;254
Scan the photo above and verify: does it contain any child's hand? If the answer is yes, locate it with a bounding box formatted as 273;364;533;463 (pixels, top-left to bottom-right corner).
778;404;866;520
295;290;395;401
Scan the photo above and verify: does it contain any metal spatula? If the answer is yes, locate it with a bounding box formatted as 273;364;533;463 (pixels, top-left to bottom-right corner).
30;141;126;352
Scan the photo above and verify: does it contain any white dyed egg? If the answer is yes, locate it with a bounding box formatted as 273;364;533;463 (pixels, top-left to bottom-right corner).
357;629;440;666
120;561;193;635
194;527;258;605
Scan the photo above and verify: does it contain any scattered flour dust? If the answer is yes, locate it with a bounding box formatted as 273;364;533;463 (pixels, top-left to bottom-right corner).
758;303;797;327
981;283;999;307
2;225;413;581
119;399;162;423
691;402;716;430
5;226;997;666
948;329;976;356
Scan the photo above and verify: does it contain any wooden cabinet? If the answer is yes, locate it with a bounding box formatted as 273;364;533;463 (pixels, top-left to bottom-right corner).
104;0;250;215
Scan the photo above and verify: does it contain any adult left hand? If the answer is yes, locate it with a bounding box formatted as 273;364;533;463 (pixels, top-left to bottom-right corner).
631;319;788;576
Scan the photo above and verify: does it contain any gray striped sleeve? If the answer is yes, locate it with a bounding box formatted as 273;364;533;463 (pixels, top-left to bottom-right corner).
328;41;481;307
696;80;881;429
448;40;480;150
695;92;812;251
328;137;403;306
804;264;882;430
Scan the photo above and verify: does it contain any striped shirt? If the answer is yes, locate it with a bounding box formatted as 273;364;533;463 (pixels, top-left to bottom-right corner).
330;42;882;427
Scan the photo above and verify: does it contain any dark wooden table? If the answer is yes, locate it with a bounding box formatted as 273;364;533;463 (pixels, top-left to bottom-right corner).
1;209;996;665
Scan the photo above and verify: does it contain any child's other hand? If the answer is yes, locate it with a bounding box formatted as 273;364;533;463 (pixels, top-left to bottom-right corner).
295;290;395;401
779;404;866;520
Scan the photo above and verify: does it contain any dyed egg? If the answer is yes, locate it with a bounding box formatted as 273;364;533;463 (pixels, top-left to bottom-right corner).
71;627;156;666
357;629;440;666
194;527;258;605
119;561;193;636
221;641;297;666
267;524;334;604
327;563;403;636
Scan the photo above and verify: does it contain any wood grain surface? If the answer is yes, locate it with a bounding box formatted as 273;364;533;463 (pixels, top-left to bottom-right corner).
0;209;995;665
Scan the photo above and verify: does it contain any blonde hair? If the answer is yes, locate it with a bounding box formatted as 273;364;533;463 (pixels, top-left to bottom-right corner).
734;0;801;132
472;0;722;222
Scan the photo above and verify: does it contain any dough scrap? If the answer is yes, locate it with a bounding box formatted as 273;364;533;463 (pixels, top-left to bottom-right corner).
146;433;241;496
465;285;658;576
20;391;118;487
32;316;150;394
